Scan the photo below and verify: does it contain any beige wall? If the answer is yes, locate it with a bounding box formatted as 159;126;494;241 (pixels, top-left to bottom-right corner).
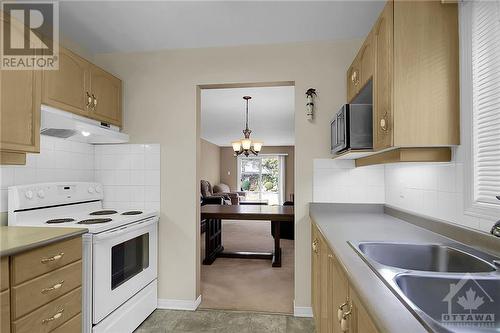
200;139;221;186
220;146;295;202
95;39;362;308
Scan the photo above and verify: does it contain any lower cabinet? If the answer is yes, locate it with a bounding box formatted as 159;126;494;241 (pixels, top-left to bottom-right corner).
1;237;83;333
312;223;380;333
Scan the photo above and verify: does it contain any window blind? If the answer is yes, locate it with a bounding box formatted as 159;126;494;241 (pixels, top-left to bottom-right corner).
472;0;500;205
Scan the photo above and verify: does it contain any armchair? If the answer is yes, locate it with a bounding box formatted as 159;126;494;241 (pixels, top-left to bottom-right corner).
200;180;232;205
213;183;246;205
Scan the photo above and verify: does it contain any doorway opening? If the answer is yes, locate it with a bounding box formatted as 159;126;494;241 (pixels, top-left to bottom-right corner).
197;82;295;314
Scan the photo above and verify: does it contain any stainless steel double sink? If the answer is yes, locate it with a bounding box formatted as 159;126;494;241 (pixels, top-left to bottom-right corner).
349;241;500;332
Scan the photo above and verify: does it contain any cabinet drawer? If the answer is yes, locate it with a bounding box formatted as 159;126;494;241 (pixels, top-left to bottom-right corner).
52;313;81;333
12;287;81;333
12;260;82;319
1;289;10;333
12;237;82;285
1;257;8;291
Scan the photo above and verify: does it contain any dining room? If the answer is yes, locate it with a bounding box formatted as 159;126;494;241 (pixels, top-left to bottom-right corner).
198;84;296;314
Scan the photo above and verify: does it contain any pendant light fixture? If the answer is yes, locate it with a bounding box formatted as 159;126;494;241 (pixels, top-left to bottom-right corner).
232;96;263;157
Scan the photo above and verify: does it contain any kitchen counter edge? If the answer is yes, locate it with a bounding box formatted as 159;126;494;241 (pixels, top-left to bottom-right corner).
0;226;88;257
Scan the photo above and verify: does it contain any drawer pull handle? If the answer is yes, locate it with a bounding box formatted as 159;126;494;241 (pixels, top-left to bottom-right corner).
41;252;64;263
41;280;64;294
42;308;64;324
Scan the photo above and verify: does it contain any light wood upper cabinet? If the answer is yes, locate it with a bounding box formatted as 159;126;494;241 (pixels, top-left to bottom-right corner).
42;47;122;127
0;12;41;160
347;28;374;103
89;65;122;126
359;31;374;90
42;47;91;117
372;1;394;151
341;0;459;165
0;69;41;154
347;57;361;103
392;0;459;147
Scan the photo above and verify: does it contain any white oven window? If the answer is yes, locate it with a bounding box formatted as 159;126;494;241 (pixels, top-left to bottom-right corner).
111;233;150;290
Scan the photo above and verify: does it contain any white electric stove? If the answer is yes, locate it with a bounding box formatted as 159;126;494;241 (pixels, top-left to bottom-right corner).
8;182;159;333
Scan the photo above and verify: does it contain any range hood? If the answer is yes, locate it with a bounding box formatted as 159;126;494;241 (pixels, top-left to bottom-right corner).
41;105;129;144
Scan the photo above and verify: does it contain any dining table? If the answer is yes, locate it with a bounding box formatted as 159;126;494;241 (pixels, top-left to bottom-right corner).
201;204;294;267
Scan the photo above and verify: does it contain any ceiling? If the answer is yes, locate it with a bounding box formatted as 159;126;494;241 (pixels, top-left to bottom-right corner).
59;1;385;54
201;86;295;147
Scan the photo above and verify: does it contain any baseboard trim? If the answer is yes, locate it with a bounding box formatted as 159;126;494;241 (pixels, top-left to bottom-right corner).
293;302;313;318
157;295;202;311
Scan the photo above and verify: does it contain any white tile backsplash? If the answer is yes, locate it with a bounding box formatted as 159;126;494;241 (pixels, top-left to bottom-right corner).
94;144;160;210
313;153;496;233
384;161;496;232
0;136;95;200
313;159;385;204
0;138;161;213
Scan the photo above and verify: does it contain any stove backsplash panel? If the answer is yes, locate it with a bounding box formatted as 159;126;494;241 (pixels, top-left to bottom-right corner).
94;144;161;211
0;136;95;216
0;139;161;225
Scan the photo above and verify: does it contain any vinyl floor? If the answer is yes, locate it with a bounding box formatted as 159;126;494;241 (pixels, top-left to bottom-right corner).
134;309;315;333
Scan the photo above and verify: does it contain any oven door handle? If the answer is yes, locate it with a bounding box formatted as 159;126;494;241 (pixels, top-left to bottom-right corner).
93;217;158;243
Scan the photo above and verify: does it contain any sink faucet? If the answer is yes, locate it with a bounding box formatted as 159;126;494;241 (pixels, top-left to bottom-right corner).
492;220;500;237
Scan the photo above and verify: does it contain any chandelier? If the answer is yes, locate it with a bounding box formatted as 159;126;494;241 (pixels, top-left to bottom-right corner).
232;96;263;157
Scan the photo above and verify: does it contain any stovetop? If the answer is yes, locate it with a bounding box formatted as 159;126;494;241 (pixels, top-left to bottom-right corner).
10;200;158;234
8;182;159;234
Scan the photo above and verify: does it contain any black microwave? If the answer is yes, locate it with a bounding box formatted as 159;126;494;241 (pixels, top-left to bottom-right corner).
331;104;373;154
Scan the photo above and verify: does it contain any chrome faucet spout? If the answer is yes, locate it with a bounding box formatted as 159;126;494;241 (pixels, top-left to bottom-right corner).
491;220;500;237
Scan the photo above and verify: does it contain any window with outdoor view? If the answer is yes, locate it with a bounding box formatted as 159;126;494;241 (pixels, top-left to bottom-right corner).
238;155;285;205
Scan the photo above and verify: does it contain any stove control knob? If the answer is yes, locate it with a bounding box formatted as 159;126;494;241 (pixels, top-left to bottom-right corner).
88;187;95;194
95;186;102;193
25;190;34;200
37;190;45;199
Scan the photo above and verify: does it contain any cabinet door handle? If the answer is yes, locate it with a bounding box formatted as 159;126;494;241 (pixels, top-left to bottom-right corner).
351;70;359;86
337;300;349;322
41;280;64;294
312;239;318;254
86;92;92;107
92;94;98;108
40;252;64;264
380;112;388;132
340;305;352;332
42;308;64;324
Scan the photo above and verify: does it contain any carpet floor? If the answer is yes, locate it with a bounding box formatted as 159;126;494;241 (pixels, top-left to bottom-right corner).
200;220;294;314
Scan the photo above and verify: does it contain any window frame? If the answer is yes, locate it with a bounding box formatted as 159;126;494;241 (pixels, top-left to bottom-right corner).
461;0;500;220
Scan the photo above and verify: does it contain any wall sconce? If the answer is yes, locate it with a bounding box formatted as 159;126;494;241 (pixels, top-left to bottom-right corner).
306;88;317;121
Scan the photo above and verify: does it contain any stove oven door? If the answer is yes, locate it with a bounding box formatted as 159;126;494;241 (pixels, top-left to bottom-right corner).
92;216;158;324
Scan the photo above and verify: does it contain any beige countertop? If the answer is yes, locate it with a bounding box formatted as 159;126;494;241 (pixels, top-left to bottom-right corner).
0;226;87;257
